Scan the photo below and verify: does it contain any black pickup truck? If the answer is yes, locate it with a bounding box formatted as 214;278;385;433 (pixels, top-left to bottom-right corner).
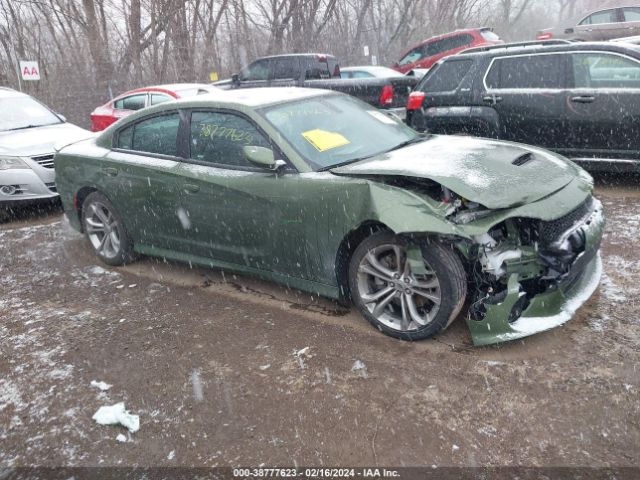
213;53;417;119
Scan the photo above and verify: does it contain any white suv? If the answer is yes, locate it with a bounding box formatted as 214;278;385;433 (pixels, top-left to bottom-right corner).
0;88;90;209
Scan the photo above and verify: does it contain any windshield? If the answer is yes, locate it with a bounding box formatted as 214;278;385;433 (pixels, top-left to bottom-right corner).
260;94;419;170
0;96;62;132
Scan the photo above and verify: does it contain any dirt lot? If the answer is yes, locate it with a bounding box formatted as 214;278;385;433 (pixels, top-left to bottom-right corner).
1;178;639;472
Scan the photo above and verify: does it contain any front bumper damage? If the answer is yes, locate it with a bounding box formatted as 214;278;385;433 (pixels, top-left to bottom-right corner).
466;198;605;346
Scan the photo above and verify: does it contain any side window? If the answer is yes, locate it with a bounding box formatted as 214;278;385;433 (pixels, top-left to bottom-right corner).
116;113;180;156
622;7;640;22
189;111;271;168
439;34;474;52
426;39;448;56
421;59;473;92
114;94;147;111
271;57;298;80
485;55;565;89
240;59;269;81
398;47;424;66
579;9;617;25
150;94;172;105
572;53;640;88
349;71;374;78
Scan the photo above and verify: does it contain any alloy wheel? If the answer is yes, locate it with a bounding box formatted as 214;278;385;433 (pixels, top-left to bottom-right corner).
355;243;441;332
84;201;122;259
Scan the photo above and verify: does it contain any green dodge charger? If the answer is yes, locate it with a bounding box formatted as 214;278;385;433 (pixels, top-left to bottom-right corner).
54;88;605;346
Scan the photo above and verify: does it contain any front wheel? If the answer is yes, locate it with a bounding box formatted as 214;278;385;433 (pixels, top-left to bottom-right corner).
348;232;467;341
81;191;136;266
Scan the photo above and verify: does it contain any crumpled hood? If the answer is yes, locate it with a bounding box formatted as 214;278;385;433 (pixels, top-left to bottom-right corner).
331;135;578;209
0;123;92;157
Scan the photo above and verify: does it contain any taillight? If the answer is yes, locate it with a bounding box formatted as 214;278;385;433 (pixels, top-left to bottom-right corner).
379;85;394;106
406;91;425;111
536;32;553;40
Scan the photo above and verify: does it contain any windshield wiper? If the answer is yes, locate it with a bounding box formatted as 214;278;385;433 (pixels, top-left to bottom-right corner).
386;135;428;153
5;121;61;132
6;124;43;131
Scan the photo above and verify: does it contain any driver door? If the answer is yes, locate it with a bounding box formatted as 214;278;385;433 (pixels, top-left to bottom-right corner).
174;109;318;278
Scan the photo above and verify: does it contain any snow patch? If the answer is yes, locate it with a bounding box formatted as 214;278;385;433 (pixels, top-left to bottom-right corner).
351;360;368;379
92;403;140;433
90;380;112;391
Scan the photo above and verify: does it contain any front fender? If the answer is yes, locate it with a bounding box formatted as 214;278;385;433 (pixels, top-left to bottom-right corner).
366;183;470;238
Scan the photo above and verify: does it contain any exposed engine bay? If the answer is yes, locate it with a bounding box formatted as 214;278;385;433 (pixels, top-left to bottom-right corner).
464;196;603;323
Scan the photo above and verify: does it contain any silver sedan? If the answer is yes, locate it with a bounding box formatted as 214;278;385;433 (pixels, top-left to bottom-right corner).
0;87;90;208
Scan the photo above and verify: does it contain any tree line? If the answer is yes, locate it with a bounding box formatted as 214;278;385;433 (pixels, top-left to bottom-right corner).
0;0;618;126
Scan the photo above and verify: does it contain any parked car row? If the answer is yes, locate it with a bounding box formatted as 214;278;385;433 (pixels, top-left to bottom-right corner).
213;53;418;119
406;40;640;172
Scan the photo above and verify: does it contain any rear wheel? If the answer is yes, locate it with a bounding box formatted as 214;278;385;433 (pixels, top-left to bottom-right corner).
348;232;466;340
81;191;135;266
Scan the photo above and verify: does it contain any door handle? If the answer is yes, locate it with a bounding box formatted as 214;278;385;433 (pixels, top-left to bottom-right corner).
183;183;200;194
482;95;503;104
102;167;118;177
571;95;595;103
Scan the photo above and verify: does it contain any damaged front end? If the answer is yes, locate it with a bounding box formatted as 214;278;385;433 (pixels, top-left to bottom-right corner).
461;196;605;346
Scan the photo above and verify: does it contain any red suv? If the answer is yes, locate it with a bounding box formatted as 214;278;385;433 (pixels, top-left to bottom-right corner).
392;28;502;74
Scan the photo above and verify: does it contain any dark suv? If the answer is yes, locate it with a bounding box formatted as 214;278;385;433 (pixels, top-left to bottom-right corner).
405;40;640;171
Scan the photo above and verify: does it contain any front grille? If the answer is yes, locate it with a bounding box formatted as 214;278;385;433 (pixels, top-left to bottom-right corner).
45;182;57;192
539;197;594;246
32;154;55;169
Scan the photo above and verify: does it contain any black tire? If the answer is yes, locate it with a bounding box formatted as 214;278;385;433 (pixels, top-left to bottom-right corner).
348;231;467;341
81;191;136;266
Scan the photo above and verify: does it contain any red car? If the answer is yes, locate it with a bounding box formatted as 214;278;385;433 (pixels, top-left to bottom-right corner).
90;83;218;132
392;28;502;74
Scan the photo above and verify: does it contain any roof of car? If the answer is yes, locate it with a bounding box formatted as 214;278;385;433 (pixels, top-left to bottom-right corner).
254;53;336;60
0;87;25;98
456;40;640;59
118;83;214;96
177;87;331;108
415;28;492;45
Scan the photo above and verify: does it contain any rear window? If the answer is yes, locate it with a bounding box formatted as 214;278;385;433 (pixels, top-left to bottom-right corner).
116;113;180;156
480;30;501;42
419;59;473;92
485;54;565;89
114;94;146;110
272;57;299;80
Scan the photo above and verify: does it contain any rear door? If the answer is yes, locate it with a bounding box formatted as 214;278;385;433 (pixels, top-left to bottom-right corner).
621;7;640;37
411;58;475;133
565;50;640;161
482;52;569;149
103;111;186;249
575;8;624;40
174;109;317;277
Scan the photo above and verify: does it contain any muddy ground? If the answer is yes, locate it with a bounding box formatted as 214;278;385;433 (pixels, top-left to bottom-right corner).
0;178;639;471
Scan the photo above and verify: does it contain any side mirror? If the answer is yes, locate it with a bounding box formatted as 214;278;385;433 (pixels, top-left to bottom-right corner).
56;113;67;122
243;146;285;171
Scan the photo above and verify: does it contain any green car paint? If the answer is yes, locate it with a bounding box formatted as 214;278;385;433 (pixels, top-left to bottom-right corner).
54;88;604;346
